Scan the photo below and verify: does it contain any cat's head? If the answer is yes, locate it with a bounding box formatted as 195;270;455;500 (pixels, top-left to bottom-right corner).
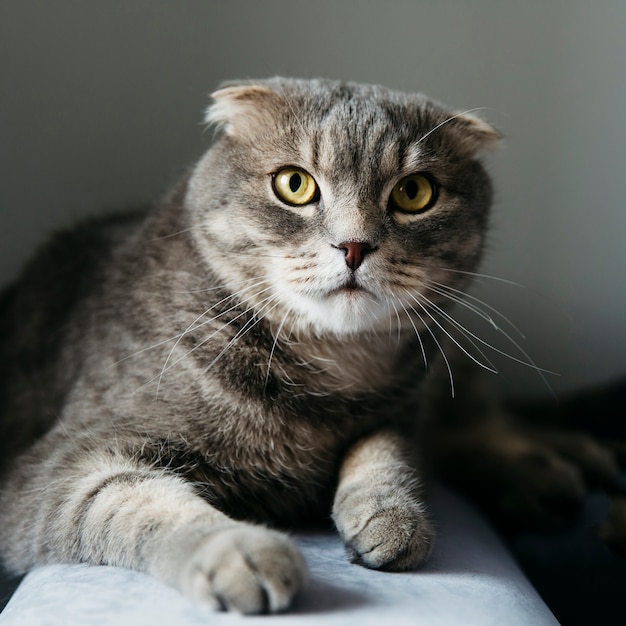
185;78;498;338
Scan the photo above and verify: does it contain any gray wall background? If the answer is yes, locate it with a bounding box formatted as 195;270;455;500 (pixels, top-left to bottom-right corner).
1;0;625;398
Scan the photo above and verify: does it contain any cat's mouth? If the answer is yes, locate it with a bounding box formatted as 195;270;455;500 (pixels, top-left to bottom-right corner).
342;276;360;290
329;276;374;297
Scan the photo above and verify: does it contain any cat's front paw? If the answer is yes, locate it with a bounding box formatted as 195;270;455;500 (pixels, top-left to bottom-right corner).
177;524;306;614
332;485;434;571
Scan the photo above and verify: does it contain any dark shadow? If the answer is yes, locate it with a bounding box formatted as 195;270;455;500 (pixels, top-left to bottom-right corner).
0;565;23;613
511;490;626;626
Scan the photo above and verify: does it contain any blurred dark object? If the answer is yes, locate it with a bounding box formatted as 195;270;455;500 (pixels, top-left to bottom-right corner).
0;565;22;612
511;490;626;626
509;377;626;626
513;377;626;441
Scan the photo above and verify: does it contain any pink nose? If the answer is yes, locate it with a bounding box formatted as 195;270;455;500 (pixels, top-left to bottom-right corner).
336;241;375;271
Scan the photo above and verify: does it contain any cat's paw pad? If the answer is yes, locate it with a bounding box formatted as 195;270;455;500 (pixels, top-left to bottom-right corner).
180;525;306;614
333;488;434;571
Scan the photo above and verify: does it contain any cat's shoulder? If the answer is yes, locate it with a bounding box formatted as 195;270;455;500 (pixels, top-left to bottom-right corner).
4;208;146;290
0;208;149;346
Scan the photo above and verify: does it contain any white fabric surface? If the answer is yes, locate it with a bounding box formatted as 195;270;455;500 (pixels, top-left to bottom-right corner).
0;487;559;625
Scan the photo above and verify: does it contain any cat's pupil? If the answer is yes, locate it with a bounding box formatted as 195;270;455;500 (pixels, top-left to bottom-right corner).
405;179;418;200
289;173;302;193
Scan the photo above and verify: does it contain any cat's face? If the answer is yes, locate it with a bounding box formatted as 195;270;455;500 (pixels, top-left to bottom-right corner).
186;78;498;337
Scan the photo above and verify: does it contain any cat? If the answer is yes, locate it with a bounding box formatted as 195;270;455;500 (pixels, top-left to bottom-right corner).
0;78;618;614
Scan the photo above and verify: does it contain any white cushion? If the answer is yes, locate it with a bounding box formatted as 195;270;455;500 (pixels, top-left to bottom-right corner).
0;487;559;625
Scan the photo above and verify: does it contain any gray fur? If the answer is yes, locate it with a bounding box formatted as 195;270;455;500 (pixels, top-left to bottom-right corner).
0;78;497;613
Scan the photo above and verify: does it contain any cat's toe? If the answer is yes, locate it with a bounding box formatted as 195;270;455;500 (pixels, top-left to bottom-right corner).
334;492;434;571
180;525;306;614
348;506;434;571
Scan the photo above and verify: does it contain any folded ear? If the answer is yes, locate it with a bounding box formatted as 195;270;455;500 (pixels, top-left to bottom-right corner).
205;83;282;137
447;111;501;154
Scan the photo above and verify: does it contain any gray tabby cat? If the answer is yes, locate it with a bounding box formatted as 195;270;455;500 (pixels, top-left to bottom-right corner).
0;78;608;614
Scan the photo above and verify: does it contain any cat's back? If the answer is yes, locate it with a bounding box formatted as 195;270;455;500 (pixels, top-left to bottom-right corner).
0;209;148;467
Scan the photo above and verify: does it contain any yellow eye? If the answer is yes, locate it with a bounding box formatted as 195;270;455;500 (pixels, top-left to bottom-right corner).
273;167;319;206
390;174;436;213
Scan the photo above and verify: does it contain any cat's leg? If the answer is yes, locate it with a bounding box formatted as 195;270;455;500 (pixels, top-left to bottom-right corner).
433;419;589;529
428;359;621;531
0;442;305;614
332;430;434;570
520;425;620;487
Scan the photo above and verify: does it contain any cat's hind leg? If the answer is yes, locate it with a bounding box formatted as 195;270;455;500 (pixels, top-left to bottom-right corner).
332;430;435;570
424;358;619;531
432;419;589;529
0;441;305;614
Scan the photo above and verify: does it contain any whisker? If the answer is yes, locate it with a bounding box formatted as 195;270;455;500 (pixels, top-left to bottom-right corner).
406;301;455;397
389;298;402;348
417;291;555;373
156;278;278;394
156;291;279;385
150;226;200;241
118;272;293;366
431;266;525;287
397;299;428;370
115;278;276;364
407;291;498;375
134;284;284;393
413;291;558;396
416;108;490;146
425;278;525;339
278;86;310;138
416;292;499;373
169;274;275;295
114;334;191;366
211;249;293;260
264;307;292;390
200;297;284;376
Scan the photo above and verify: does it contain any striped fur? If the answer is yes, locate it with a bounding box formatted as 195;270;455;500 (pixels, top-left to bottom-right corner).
0;78;496;613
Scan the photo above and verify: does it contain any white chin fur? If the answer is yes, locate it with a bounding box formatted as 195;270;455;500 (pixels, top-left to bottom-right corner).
284;289;392;336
